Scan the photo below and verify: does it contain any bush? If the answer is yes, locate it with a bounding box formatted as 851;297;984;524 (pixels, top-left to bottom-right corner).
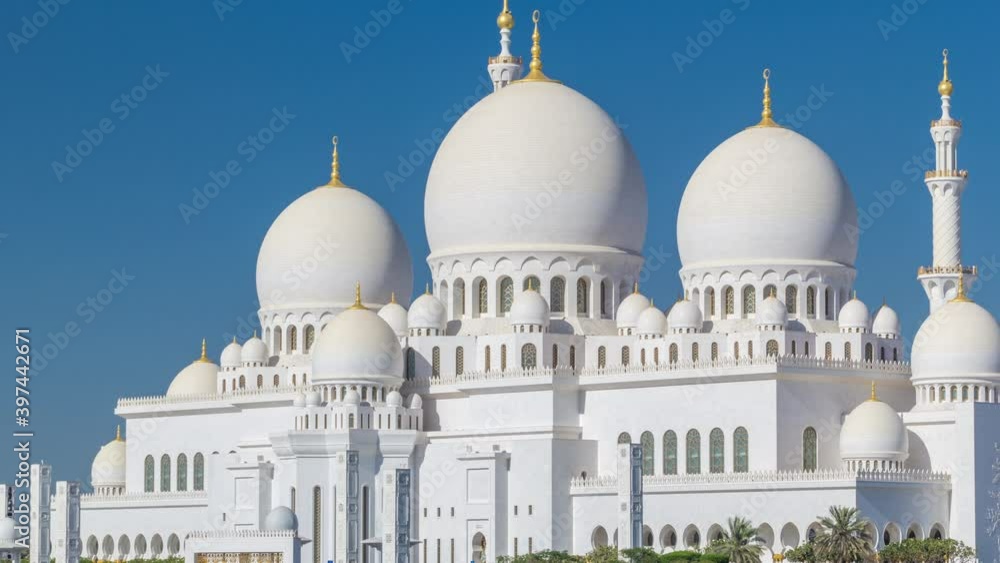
697;554;729;563
498;550;583;563
660;550;702;563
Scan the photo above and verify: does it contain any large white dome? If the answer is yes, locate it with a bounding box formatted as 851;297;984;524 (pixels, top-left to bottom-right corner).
312;304;404;385
257;186;413;311
839;396;908;464
167;342;219;397
677;126;857;269
91;429;126;489
425;80;647;257
912;298;1000;382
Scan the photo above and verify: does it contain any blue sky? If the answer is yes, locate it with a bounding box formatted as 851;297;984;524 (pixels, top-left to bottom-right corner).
2;1;998;486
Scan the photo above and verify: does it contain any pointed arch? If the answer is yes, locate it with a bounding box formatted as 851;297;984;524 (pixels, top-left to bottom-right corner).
662;431;677;475
733;427;749;472
577;278;590;316
686;430;701;474
550;277;566;313
709;428;724;473
640;431;654;476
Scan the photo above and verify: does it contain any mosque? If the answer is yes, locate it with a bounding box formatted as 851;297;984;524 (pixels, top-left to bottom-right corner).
21;4;1000;563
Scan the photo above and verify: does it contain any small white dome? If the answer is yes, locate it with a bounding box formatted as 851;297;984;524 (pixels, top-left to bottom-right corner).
387;390;403;408
0;517;15;542
510;288;550;327
617;290;651;329
839;297;870;331
343;388;361;405
378;297;409;337
912;298;1000;382
840;394;908;464
312;304;404;385
220;339;242;368
756;295;788;328
408;291;447;331
872;304;901;338
304;390;322;407
408;393;423;409
637;306;667;336
91;429;126;489
667;299;703;332
292;392;306;408
263;506;298;531
241;334;268;365
167;343;219;397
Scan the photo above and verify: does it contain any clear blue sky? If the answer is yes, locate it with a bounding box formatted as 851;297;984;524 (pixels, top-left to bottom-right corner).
2;1;998;486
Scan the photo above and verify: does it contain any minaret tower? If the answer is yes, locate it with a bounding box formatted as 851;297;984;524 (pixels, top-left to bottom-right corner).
487;0;523;91
918;49;976;312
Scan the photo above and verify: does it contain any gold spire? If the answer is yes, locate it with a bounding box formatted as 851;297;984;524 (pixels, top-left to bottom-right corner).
852;289;858;300
527;278;536;291
390;291;397;304
115;425;123;442
754;68;779;128
633;281;639;294
938;49;953;97
253;329;258;338
952;270;971;302
232;335;237;344
869;381;878;402
327;136;348;188
350;281;367;310
425;283;431;296
197;338;210;363
517;10;559;83
497;0;514;30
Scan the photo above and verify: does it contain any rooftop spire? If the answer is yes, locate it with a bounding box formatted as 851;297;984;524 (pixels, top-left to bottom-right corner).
197;338;210;363
633;281;639;294
497;0;514;30
350;281;367;310
517;10;559;83
115;425;123;442
754;68;779;127
952;270;971;302
938;49;953;97
870;381;878;402
327;136;348;188
390;291;397;304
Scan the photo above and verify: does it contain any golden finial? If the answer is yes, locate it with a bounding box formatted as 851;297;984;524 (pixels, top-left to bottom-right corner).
938;49;953;97
497;0;514;30
869;381;878;402
517;10;559;83
633;281;639;294
115;425;123;442
770;287;777;298
852;289;858;300
527;278;536;291
650;298;655;307
327;136;348;188
232;335;237;344
425;283;431;296
197;338;210;363
952;270;971;302
253;329;258;338
390;291;397;304
350;281;367;310
754;68;779;128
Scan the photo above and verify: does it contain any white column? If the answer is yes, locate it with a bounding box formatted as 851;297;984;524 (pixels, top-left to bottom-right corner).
29;464;52;563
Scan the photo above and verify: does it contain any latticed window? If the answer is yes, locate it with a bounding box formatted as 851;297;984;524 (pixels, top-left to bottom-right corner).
550;277;566;313
807;287;816;318
844;342;852;360
289;326;297;352
621;346;630;366
501;344;507;371
663;431;677;475
748;341;754;358
257;374;263;388
709;428;724;473
640;349;646;366
577;278;589;315
706;287;715;317
654;348;660;365
144;455;154;492
734;427;749;472
478;279;488;315
825;342;833;360
803;427;818;471
305;325;315;352
274;374;280;387
600;281;608;317
825;287;833;318
640;431;654;476
569;345;576;370
669;344;678;364
176;454;188;492
692;343;699;362
552;345;559;368
313;487;322;563
500;277;514;314
734;342;740;359
485;346;491;371
686;430;701;474
521;344;537;369
766;339;779;357
865;343;874;362
432;347;441;377
598;346;606;368
724;287;734;316
193;453;205;491
455;347;464;375
455;279;465;316
160;455;171;492
617;432;631;444
711;342;718;361
742;285;756;315
786;286;798;314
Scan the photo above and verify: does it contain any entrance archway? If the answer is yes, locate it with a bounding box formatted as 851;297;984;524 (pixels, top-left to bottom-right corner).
472;532;487;563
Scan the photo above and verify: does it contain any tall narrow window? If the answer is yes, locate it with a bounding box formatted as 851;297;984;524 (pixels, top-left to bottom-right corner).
742;286;756;316
806;286;816;318
865;343;874;362
733;427;749;472
686;430;701;474
825;287;833;319
454;279;465;317
621;346;630;366
577;278;589;315
289;326;298;352
640;349;646;366
600;280;609;317
711;342;718;361
521;344;537;369
662;431;677;475
734;342;740;360
552;345;559;368
160;455;171;492
724;287;734;317
477;279;488;316
640;431;654;476
305;325;315;352
193;453;205;491
598;346;606;369
455;347;464;375
274;327;282;354
692;343;699;362
844;342;852;360
274;374;280;387
803;427;818;471
431;347;441;377
748;341;754;358
176;454;188;492
500;277;514;314
706;287;716;317
550;278;566;313
653;348;660;365
766;339;778;356
485;346;491;371
569;345;576;371
617;432;631;444
825;342;833;360
669;344;678;364
257;374;263;388
709;428;724;473
407;348;415;379
785;286;798;314
501;344;507;371
144;455;154;492
313;486;322;563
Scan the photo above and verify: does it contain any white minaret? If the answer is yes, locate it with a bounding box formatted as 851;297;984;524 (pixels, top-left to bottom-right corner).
487;0;522;91
918;49;976;312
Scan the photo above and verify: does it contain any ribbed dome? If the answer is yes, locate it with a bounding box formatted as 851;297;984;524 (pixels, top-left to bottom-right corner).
91;430;126;488
667;299;702;332
220;339;242;368
872;304;901;338
678;127;857;270
425;81;647;257
912;299;1000;382
839;298;870;332
408;292;447;331
312;306;404;385
510;288;550;327
617;291;651;329
378;298;409;337
241;335;268;365
840;397;908;463
637;306;668;336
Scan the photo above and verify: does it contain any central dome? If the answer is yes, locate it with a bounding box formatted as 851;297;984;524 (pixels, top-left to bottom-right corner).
425;81;647;257
677;126;858;270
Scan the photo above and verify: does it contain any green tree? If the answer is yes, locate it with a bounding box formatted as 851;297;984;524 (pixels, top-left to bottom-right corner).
812;506;874;563
497;550;583;563
583;546;621;563
785;542;818;563
706;517;764;563
620;547;659;563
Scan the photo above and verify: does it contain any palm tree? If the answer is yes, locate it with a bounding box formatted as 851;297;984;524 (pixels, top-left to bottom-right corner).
707;516;764;563
812;506;874;563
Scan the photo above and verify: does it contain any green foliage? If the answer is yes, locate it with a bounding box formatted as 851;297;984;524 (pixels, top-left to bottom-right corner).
697;554;729;563
813;506;874;563
620;547;660;563
706;516;762;563
660;550;703;563
784;542;818;563
583;546;621;563
498;550;583;563
879;538;977;563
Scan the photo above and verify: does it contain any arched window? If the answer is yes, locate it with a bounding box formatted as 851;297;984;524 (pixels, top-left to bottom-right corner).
734;427;749;472
806;287;816;318
617;432;631;444
621;346;630;366
313;486;322;563
273;327;282;354
951;386;958;401
239;375;246;389
893;348;898;362
791;341;797;356
879;346;886;361
734;342;740;359
825;287;833;319
785;286;798;314
477;279;488;316
256;374;263;388
825;342;833;360
288;326;298;353
501;344;508;371
723;287;735;317
160;455;171;492
662;431;677;475
686;430;701;474
521;344;537;369
274;374;280;387
653;348;660;365
455;347;464;375
805;341;810;356
844;342;852;360
569;345;576;371
748;341;754;358
600;280;609;317
640;348;647;366
930;387;937;402
803;427;818;471
711;342;718;361
454;279;466;317
706;287;716;317
669;344;678;364
552;344;559;368
550;277;566;313
499;277;514;314
692;343;699;362
406;348;415;379
523;276;540;291
709;428;724;473
176;454;188;492
304;324;315;353
742;286;756;316
484;346;491;371
766;339;779;357
431;347;440;377
962;385;970;401
640;431;654;475
865;343;874;362
144;455;154;492
598;346;606;369
193;453;205;491
577;278;589;315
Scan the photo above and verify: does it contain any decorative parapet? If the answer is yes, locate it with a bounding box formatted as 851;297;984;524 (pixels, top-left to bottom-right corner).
570;469;950;493
488;54;523;65
188;530;296;539
924;169;968;179
578;355;911;379
917;265;977;276
407;366;576;387
930;118;962;128
81;490;208;506
117;385;302;409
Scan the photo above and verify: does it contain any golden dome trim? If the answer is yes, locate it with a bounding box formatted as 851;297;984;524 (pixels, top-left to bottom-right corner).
497;0;514;30
196;338;211;363
115;425;123;442
514;10;561;84
938;49;953;97
951;270;972;303
750;68;781;128
350;281;368;310
326;136;349;188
